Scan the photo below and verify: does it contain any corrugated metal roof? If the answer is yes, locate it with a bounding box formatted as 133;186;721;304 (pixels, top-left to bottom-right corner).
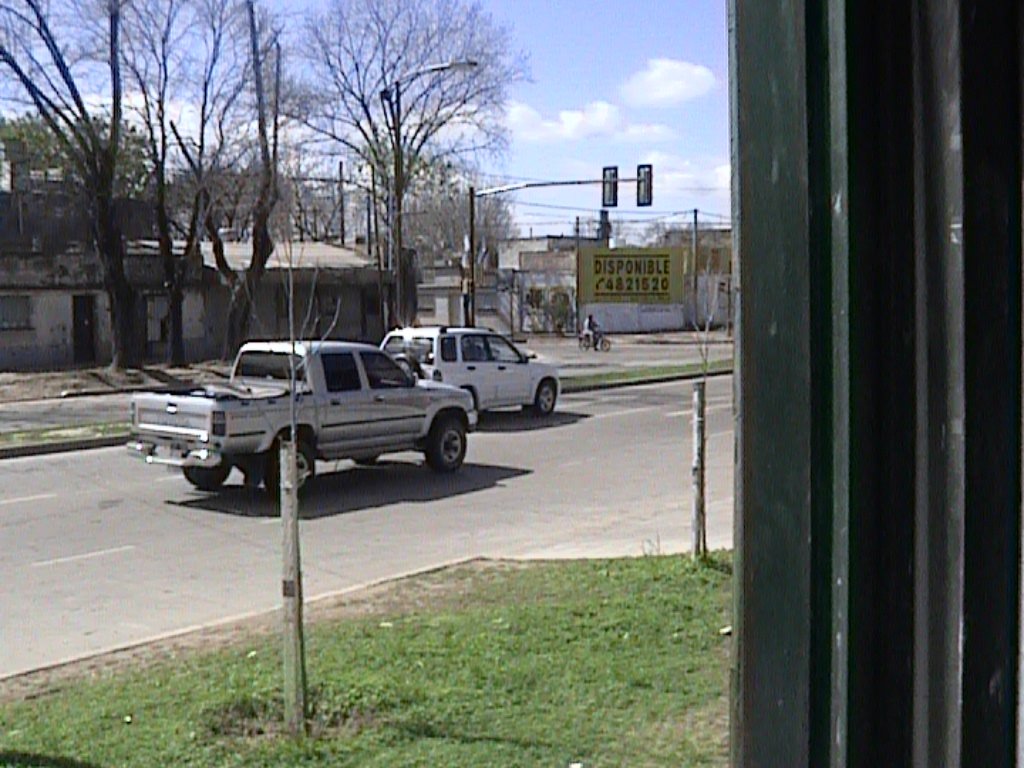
201;241;374;271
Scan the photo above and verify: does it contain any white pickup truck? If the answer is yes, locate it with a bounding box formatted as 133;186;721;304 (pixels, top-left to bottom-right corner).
126;340;477;493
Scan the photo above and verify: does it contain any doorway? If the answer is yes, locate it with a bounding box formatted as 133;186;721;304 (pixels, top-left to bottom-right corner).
72;294;96;364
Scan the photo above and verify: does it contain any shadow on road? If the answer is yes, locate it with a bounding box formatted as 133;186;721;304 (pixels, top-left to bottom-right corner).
167;461;531;519
475;409;588;433
0;754;103;768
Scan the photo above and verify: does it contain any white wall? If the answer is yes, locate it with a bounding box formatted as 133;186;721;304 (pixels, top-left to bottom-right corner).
0;291;110;369
582;274;730;333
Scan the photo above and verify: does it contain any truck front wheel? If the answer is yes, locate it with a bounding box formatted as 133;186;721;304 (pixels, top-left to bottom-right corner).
183;463;232;491
425;415;467;473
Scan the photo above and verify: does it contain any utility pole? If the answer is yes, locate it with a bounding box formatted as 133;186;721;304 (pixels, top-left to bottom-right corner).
280;439;306;733
574;216;581;333
370;165;388;329
390;82;405;326
468;185;476;326
369;191;384;333
282;252;306;736
692;208;700;324
338;161;345;245
692;379;707;559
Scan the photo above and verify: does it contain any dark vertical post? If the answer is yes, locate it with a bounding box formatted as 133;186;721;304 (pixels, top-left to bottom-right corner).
727;0;744;756
732;1;815;764
393;80;405;326
732;0;1022;765
959;1;1021;761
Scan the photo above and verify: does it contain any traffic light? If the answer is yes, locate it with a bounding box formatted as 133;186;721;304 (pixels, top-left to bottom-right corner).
602;166;618;207
637;164;653;206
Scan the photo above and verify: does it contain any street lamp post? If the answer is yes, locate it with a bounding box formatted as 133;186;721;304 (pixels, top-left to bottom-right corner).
381;59;477;327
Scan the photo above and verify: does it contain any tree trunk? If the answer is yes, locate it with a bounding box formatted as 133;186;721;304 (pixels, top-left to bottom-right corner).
93;188;138;370
222;280;253;360
156;177;185;365
168;279;185;364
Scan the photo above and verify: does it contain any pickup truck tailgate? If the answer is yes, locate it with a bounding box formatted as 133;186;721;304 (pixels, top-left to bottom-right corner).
133;392;213;439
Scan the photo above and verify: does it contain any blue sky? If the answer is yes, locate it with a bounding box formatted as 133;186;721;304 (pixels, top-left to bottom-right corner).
479;0;730;237
0;0;731;239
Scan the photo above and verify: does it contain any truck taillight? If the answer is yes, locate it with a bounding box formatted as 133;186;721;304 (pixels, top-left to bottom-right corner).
432;369;443;382
212;411;226;436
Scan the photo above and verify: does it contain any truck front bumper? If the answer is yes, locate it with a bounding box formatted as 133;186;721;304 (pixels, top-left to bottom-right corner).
126;439;224;469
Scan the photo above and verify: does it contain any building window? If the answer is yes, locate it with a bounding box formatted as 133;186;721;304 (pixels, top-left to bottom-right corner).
0;295;31;330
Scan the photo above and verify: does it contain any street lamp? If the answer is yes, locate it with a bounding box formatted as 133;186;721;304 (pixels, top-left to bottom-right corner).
380;59;478;327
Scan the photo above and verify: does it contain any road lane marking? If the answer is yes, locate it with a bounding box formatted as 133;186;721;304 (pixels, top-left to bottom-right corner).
667;404;733;418
590;406;659;420
32;545;135;568
0;493;58;506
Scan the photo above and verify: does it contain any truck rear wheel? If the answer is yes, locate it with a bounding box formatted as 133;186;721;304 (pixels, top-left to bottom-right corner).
183;463;232;491
425;414;467;472
264;439;316;496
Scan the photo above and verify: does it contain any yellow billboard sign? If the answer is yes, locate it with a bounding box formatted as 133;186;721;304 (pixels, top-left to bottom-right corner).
578;248;685;304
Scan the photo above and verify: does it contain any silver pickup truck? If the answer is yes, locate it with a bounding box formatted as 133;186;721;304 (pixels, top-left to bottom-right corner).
126;340;477;492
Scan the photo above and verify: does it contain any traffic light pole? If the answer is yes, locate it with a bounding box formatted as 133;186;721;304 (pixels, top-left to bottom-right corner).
470;171;653;330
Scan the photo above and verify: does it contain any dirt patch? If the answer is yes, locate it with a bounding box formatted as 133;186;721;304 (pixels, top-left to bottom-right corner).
0;559;531;704
0;362;230;403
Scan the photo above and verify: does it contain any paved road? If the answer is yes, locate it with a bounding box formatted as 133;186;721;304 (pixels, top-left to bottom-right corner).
0;376;734;678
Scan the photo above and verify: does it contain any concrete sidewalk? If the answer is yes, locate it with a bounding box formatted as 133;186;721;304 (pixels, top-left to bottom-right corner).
0;330;732;404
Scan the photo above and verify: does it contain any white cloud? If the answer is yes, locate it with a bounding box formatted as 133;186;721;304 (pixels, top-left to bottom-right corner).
639;151;730;197
506;100;676;143
620;59;716;108
618;123;678;142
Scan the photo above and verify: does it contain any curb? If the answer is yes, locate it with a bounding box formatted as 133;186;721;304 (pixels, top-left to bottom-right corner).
0;435;127;460
0;367;733;461
561;367;732;394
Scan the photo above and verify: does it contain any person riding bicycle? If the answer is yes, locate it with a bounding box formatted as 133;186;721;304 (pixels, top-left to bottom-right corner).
583;314;605;351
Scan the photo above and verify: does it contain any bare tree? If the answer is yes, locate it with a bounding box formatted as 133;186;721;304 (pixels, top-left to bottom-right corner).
298;0;527;325
170;0;278;359
218;0;281;357
0;0;138;367
122;0;190;363
405;162;514;266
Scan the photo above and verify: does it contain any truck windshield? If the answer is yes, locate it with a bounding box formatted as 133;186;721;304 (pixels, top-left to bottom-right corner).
235;352;303;381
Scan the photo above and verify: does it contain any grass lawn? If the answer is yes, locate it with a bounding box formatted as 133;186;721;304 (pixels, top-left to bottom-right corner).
0;554;732;767
561;359;732;392
0;422;128;447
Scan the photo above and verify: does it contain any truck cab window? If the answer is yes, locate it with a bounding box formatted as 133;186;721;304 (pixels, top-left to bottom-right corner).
321;352;361;392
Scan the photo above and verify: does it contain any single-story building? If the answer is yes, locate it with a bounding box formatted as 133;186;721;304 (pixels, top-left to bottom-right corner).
0;239;388;371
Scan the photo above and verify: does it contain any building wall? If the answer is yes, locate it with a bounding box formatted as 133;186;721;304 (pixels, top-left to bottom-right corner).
0;288;224;370
0;289;113;369
581;274;731;332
